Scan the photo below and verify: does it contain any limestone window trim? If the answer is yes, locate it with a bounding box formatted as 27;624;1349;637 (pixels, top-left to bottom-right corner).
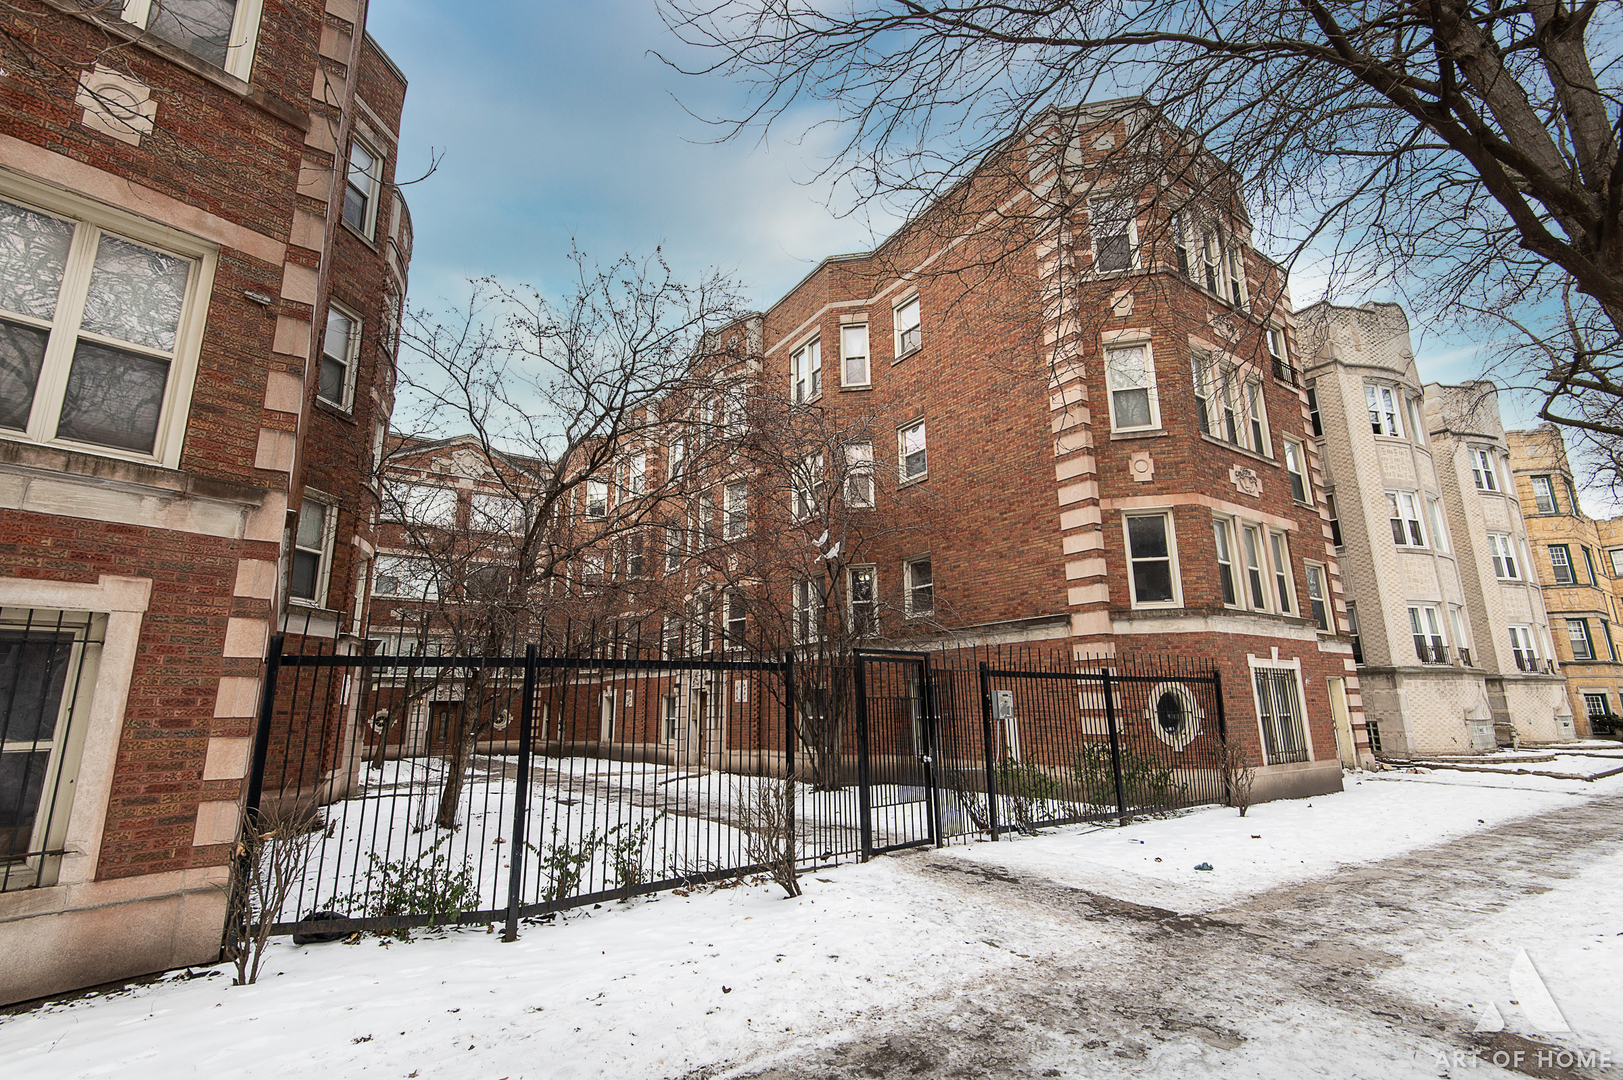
0;174;219;471
0;575;151;904
119;0;266;83
839;322;871;388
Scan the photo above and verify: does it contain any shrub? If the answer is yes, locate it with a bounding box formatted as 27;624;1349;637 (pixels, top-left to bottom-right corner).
348;837;478;939
1071;741;1188;817
995;757;1061;833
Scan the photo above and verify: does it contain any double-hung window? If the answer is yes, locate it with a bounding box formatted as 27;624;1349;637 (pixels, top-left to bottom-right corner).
585;480;608;521
1565;477;1582;516
118;0;263;79
1214;520;1238;606
1409;606;1448;664
343;138;383;238
844;443;874;508
289;496;337;606
1530;475;1557;513
1246;379;1269;454
894;295;921;358
1567;618;1595;661
1366;385;1403;437
1306;384;1323;437
1124;513;1178;607
1406;396;1426;443
1242;525;1269;609
1201;228;1224;295
1325;492;1344;547
840;323;869;387
471;492;522;534
667;435;685;480
664;525;682;572
691;494;713;551
847;566;877;636
1427;498;1450;553
1283;439;1309;503
792;338;821;402
1489;533;1521;580
1610;548;1623;578
1;609;104;892
1549;544;1575;584
1509;625;1539;671
0;193;211;464
724;481;748;539
792;579;821;643
1090;198;1137;273
318;304;360;409
373;555;439;600
1304;564;1330;632
1470;448;1499;491
898;419;927;482
1388;492;1426;547
1266;327;1291;384
904;558;933;616
1269;532;1294;614
793;452;825;521
1192;353;1214;436
1582;547;1599;584
724;590;747;647
1170;211;1192;277
1105;344;1159;431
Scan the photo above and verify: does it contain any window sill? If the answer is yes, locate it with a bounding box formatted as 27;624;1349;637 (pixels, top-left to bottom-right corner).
898;473;929;488
1109;428;1168;441
893;345;921;365
340;219;382;252
315;398;358;424
839;383;873;392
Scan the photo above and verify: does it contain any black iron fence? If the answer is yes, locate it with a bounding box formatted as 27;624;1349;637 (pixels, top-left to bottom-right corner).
244;639;1228;940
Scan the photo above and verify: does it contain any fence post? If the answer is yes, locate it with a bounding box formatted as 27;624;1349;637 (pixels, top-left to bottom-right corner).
1102;668;1129;826
503;643;538;942
244;634;285;821
977;661;999;841
782;653;796;867
1210;666;1230;807
852;653;874;861
919;656;942;848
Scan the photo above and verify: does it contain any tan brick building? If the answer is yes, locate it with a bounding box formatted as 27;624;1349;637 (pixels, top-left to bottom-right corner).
0;0;410;1003
1507;425;1622;737
1295;303;1507;758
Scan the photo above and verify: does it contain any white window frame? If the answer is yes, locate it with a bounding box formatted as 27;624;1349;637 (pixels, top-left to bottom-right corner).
1306;383;1323;438
840;322;870;387
1549;544;1575;584
665;525;682;572
1366;384;1404;438
1509;624;1539;670
120;0;264;81
0;180;218;469
1268;530;1295;615
1470;447;1500;491
470;491;523;534
1192;352;1214;437
791;337;822;403
1104;341;1161;433
1567;618;1595;661
894;294;921;359
342;135;384;240
384;482;457;528
691;494;713;551
898;419;928;483
1409;604;1449;663
628;452;647;497
1123;511;1181;609
289;494;338;608
844;442;874;508
317;301;361;411
1304;562;1331;632
1406;395;1427;444
793;452;825;521
724;480;748;539
847;564;878;636
1489;533;1521;580
723;589;747;649
1241;523;1270;611
1089;196;1140;274
792;578;821;644
1387;491;1427;548
0;607;105;892
1245;378;1270;456
667;434;685;480
1427;497;1450;553
904;556;934;618
1530;474;1556;514
584;479;608;521
1214;518;1239;608
1249;657;1312;764
372;553;440;600
1283;438;1310;504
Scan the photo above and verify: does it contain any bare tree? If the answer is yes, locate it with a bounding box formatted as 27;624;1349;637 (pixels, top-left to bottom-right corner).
654;386;939;790
378;251;746;828
660;0;1623;470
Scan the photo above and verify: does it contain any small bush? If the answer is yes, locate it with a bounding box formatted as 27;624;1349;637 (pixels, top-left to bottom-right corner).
348;837;477;939
533;825;598;905
604;814;663;902
735;779;801;898
1071;741;1188;817
995;757;1061;833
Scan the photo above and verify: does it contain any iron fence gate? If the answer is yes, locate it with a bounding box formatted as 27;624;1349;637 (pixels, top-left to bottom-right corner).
241;639;1230;941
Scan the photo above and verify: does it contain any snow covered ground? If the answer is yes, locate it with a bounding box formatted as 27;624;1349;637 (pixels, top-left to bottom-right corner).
3;767;1618;1079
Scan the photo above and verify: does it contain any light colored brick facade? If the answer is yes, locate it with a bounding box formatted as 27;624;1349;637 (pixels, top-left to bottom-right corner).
1507;425;1622;738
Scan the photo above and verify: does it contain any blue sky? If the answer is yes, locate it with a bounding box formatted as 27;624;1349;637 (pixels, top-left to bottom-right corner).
367;1;1611;506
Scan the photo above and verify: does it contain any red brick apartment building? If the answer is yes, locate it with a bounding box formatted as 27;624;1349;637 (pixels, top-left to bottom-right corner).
0;0;410;1003
575;102;1358;799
